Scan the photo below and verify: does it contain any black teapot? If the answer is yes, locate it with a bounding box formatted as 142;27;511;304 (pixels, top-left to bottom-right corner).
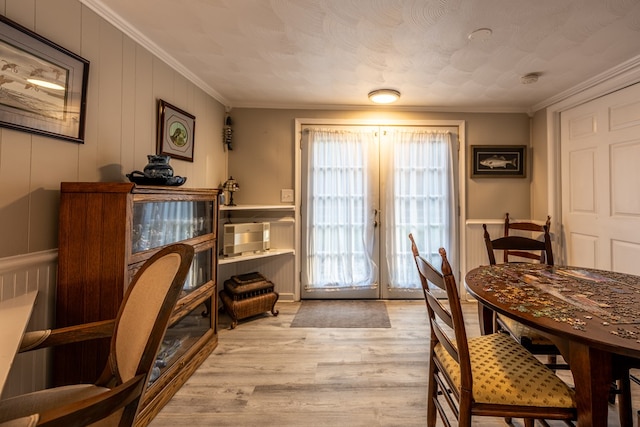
143;154;174;178
126;154;187;186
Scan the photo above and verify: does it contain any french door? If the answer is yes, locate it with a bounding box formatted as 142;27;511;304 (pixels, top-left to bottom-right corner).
300;124;458;299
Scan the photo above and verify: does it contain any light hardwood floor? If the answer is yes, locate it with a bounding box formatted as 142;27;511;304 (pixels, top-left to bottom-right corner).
150;300;639;427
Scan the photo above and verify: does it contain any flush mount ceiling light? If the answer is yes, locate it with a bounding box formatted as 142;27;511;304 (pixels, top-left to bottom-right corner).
368;89;400;104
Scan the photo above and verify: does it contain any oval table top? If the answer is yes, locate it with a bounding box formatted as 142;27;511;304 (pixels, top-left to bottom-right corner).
465;263;640;359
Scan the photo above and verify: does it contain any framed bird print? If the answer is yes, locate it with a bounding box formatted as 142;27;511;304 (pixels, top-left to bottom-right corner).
0;15;89;143
157;99;195;162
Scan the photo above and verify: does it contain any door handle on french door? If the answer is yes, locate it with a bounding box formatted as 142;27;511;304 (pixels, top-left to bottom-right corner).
374;209;379;228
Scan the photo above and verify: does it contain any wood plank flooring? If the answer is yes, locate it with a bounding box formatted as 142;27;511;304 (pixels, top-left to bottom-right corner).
149;300;639;427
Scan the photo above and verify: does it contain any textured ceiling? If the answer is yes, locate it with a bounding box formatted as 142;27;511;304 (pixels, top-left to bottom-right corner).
84;0;640;112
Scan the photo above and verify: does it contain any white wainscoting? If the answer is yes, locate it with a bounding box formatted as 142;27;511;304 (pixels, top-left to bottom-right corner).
465;220;503;270
0;250;57;399
463;220;502;299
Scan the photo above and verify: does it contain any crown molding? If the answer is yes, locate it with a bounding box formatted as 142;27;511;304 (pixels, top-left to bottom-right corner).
230;101;529;114
80;0;229;107
531;55;640;113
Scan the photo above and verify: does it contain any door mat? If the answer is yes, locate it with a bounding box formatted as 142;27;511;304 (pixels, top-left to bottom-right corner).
291;300;391;328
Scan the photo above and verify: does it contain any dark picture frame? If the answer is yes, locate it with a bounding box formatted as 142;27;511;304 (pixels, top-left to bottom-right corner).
471;145;526;178
157;99;195;162
0;15;89;143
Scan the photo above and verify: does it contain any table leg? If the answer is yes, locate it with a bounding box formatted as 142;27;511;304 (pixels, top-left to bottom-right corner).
477;303;494;335
568;341;614;427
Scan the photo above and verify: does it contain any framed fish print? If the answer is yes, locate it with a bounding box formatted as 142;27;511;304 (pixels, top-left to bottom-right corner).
157;99;195;162
0;15;89;143
471;145;526;178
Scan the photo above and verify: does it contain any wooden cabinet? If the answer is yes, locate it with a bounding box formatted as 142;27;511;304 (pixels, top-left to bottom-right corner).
55;182;219;426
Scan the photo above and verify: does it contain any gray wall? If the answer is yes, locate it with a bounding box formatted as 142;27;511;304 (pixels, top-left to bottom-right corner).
531;108;549;220
228;108;532;220
0;0;227;258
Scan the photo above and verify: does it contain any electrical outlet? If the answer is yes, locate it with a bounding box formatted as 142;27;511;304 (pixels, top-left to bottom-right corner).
281;189;294;203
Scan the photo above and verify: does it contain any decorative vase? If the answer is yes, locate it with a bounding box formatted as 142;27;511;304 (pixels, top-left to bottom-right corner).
143;155;174;178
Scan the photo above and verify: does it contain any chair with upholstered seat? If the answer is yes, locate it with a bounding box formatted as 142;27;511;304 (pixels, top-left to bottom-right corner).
0;243;194;427
408;234;576;427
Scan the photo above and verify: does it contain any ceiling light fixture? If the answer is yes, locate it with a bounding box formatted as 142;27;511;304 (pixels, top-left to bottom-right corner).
368;89;400;104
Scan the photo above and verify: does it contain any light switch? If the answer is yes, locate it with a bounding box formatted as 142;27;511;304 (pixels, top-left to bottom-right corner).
281;189;294;202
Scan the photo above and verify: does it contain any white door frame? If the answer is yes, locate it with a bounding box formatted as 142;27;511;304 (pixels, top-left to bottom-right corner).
294;118;466;301
544;57;640;266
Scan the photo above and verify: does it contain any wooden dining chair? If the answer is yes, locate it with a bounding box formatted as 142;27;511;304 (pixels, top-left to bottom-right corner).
503;212;552;262
487;214;554;266
482;221;566;367
408;234;576;427
0;243;194;427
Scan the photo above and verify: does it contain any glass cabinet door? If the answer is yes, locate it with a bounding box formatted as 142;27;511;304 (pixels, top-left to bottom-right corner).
148;303;211;386
132;200;214;253
181;248;213;295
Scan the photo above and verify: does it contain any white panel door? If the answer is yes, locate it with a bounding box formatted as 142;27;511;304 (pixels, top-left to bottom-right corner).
561;82;640;274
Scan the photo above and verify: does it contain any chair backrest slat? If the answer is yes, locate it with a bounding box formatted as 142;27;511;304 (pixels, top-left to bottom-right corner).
505;212;551;234
425;292;453;329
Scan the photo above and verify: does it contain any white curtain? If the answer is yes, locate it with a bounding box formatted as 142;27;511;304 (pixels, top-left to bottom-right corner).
385;129;456;289
304;128;377;290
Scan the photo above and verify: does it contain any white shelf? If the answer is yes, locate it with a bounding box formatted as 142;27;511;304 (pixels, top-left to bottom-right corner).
218;248;295;265
220;204;294;211
217;204;298;300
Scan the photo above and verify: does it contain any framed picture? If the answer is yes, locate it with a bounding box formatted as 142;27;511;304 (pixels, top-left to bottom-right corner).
471;145;526;178
0;15;89;143
157;99;195;162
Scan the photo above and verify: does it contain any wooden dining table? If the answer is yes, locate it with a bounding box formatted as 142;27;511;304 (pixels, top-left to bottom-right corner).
465;263;640;427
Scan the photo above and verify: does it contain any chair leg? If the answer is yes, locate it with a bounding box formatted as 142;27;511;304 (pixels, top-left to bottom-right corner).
426;363;438;427
617;376;633;427
523;418;535;427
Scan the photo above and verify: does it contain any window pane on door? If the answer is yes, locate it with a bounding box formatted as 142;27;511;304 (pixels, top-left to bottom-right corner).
304;128;377;290
384;129;454;290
